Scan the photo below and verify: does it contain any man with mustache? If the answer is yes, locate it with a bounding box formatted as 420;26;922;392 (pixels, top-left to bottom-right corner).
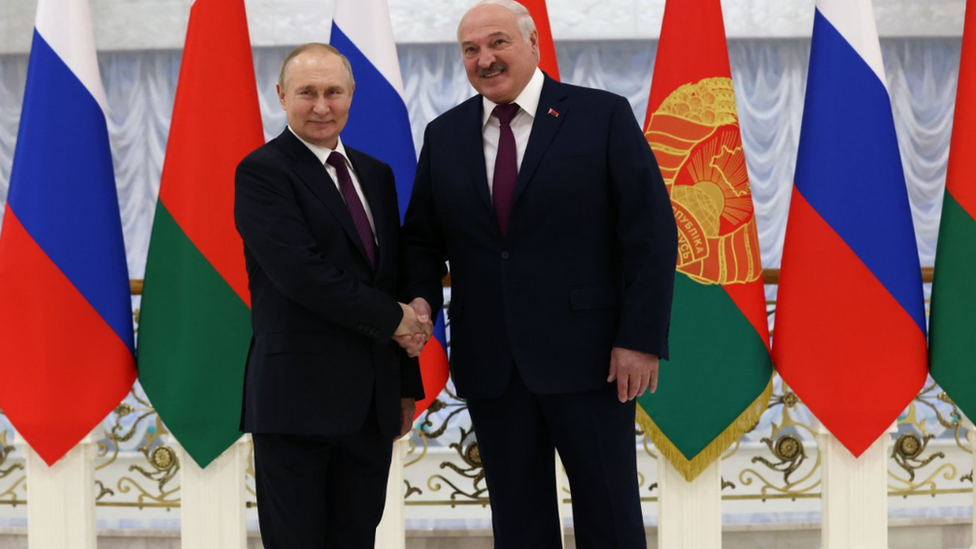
399;1;677;547
234;43;428;547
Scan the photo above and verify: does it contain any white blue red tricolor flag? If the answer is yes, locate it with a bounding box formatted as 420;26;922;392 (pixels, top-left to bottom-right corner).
0;0;136;464
772;0;927;457
331;0;450;418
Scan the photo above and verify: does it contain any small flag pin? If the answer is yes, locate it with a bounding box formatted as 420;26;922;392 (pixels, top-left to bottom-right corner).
548;107;559;118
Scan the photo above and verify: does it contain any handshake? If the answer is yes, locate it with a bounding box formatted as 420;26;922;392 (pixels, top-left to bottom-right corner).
393;297;433;357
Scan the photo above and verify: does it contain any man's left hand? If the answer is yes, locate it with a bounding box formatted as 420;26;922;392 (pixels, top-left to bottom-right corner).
398;398;416;439
607;347;659;403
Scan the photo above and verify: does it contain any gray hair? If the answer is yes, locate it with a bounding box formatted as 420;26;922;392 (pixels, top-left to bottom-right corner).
457;0;539;54
278;43;355;90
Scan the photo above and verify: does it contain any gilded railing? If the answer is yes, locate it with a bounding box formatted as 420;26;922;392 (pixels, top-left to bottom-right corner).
0;267;966;512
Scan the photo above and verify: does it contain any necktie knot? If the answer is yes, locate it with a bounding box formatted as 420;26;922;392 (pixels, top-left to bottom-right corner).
326;150;345;170
493;103;519;125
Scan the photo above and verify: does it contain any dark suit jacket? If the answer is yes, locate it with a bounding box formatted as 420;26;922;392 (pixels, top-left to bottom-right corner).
235;128;424;440
401;76;677;399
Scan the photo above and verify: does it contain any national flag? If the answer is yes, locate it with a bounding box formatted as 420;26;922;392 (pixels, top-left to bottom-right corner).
929;0;976;422
638;0;773;481
521;0;560;81
0;0;136;465
137;0;262;468
330;0;452;417
772;0;927;457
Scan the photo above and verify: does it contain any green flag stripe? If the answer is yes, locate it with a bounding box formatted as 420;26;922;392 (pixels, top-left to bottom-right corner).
638;274;772;460
930;191;976;420
137;202;252;468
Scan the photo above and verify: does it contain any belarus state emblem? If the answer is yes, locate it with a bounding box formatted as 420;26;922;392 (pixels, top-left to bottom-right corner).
646;77;762;285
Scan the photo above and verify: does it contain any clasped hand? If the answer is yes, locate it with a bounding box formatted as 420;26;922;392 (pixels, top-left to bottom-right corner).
393;297;433;357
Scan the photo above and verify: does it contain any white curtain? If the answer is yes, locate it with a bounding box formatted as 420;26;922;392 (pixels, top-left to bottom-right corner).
0;39;961;278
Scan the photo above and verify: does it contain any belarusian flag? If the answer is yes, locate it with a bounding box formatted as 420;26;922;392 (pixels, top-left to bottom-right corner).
137;0;263;468
637;0;772;481
521;0;560;81
930;0;976;422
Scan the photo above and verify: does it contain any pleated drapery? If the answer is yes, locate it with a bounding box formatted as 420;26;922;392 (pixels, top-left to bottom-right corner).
0;39;960;278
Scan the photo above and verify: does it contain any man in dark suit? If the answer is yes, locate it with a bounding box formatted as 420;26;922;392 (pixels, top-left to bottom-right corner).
399;1;677;547
234;43;428;548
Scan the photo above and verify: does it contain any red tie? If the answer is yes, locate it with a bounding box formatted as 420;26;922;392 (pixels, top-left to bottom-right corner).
492;103;519;236
326;151;377;267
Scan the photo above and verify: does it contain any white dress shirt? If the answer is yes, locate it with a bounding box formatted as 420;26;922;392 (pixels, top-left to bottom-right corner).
288;127;377;240
481;68;545;199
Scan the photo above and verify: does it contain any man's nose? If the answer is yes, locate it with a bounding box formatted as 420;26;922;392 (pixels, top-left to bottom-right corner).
312;97;329;114
477;52;496;69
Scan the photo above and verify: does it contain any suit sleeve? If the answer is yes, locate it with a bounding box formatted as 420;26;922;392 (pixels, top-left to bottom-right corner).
607;95;678;359
234;155;404;341
376;162;427;401
399;125;448;315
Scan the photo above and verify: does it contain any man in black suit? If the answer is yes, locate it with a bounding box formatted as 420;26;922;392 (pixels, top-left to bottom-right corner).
399;1;677;547
234;43;428;548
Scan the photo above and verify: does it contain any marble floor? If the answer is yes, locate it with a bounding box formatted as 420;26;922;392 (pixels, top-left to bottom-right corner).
0;517;971;549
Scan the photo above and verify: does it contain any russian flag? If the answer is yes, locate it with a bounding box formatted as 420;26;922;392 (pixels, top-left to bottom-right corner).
331;0;449;418
0;0;136;464
772;0;927;457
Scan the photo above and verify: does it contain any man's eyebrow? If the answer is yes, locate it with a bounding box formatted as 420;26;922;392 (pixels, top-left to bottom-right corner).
462;31;510;45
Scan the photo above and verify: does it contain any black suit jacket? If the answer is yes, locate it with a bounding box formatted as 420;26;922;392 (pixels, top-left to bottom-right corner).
401;76;677;399
235;128;424;439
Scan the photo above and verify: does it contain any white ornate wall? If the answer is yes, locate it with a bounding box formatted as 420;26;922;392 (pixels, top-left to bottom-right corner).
0;0;966;54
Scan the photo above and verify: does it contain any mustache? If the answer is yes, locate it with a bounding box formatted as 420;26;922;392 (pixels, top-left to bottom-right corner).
479;64;506;77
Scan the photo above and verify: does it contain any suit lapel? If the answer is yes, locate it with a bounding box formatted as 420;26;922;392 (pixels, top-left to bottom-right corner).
513;78;567;207
277;130;372;266
461;98;493;217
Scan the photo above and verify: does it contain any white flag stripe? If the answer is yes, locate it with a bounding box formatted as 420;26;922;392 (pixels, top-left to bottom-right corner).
817;0;888;89
34;0;108;113
333;0;406;99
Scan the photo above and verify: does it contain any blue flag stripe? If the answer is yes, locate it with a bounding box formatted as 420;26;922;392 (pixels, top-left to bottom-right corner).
793;10;926;334
6;31;134;353
331;24;418;221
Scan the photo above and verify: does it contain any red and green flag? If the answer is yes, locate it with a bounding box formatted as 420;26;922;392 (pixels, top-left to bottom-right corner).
521;0;560;81
637;0;772;481
136;0;263;468
929;0;976;422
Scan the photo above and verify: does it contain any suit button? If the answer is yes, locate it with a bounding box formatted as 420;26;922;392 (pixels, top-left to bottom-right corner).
501;251;510;260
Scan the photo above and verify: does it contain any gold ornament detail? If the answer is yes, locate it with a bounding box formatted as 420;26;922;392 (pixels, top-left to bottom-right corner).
646;77;762;285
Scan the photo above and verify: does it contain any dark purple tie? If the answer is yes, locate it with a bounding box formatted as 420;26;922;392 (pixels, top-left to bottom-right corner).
326;151;377;267
492;103;519;236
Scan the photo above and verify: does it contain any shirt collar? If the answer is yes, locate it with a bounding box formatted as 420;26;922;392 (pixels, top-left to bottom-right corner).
287;126;352;169
481;68;545;128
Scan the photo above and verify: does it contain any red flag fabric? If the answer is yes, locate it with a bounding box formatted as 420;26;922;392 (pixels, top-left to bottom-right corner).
522;0;560;81
137;0;263;467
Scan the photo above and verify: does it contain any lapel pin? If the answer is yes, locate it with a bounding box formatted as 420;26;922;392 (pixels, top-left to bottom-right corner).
548;107;559;118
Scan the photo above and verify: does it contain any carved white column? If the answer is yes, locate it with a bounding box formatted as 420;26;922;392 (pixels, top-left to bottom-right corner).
178;437;248;549
555;451;567;548
657;456;722;549
25;432;98;549
819;424;893;549
968;423;976;549
376;437;408;549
